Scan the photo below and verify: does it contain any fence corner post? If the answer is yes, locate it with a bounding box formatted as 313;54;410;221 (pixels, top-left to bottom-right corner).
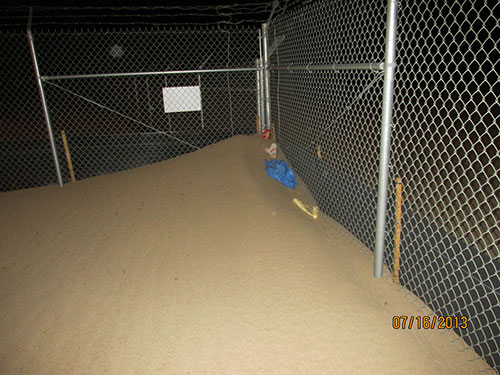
374;0;399;278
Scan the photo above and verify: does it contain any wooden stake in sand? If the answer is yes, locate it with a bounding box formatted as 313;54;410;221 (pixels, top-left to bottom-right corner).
61;131;76;183
393;178;403;285
256;115;261;134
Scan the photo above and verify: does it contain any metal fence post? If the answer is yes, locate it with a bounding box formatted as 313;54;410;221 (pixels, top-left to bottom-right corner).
27;8;63;187
273;25;281;139
374;0;398;277
261;23;272;131
226;33;235;135
257;58;266;131
256;58;262;130
257;30;266;132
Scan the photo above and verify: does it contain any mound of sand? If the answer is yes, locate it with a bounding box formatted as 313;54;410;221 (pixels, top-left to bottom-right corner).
0;135;487;374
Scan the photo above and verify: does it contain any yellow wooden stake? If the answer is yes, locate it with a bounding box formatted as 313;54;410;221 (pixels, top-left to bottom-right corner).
61;131;76;183
317;145;322;159
256;115;261;134
393;177;403;285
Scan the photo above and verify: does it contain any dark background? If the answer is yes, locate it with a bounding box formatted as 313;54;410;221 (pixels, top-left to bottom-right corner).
0;1;311;30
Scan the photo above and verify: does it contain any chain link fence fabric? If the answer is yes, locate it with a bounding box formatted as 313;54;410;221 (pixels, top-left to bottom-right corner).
1;26;259;190
1;1;499;372
270;0;499;372
388;1;500;370
0;32;59;191
270;0;386;261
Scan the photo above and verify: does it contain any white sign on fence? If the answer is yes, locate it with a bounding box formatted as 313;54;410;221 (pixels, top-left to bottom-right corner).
162;86;202;113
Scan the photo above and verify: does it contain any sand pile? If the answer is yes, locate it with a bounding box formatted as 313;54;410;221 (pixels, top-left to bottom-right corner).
0;135;487;374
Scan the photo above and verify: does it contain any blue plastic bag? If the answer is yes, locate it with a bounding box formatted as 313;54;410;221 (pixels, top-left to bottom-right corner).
265;159;298;189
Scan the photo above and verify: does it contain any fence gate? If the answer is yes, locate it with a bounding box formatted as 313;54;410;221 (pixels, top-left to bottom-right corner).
30;27;259;184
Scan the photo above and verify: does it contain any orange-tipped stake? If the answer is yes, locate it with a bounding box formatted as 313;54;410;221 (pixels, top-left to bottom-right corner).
61;130;76;183
393;177;403;284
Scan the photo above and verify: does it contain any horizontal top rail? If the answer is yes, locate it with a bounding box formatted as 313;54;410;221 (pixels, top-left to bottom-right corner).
270;62;384;72
41;67;261;81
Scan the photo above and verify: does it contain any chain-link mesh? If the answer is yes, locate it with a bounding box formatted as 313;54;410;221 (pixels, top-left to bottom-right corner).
40;27;258;184
0;26;259;189
43;70;256;181
34;27;258;75
2;1;499;371
0;32;58;191
270;1;386;253
270;0;499;372
387;1;500;370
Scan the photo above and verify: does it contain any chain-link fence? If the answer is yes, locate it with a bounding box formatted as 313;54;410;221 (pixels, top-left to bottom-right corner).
1;1;499;372
269;0;499;372
0;31;59;191
388;1;499;370
1;26;259;190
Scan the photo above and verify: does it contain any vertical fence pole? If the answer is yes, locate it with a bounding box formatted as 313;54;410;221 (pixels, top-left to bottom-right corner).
261;23;272;131
374;0;398;278
257;30;265;133
226;34;234;136
273;25;281;142
198;74;205;129
27;8;63;187
258;58;266;132
256;58;262;132
146;77;154;126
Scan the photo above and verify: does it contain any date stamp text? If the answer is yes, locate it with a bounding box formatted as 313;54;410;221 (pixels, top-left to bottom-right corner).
392;316;468;330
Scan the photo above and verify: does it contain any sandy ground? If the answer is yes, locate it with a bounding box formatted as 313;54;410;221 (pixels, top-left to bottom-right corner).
0;135;489;374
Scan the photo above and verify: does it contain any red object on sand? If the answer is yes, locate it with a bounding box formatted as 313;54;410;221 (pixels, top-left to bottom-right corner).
261;129;271;139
